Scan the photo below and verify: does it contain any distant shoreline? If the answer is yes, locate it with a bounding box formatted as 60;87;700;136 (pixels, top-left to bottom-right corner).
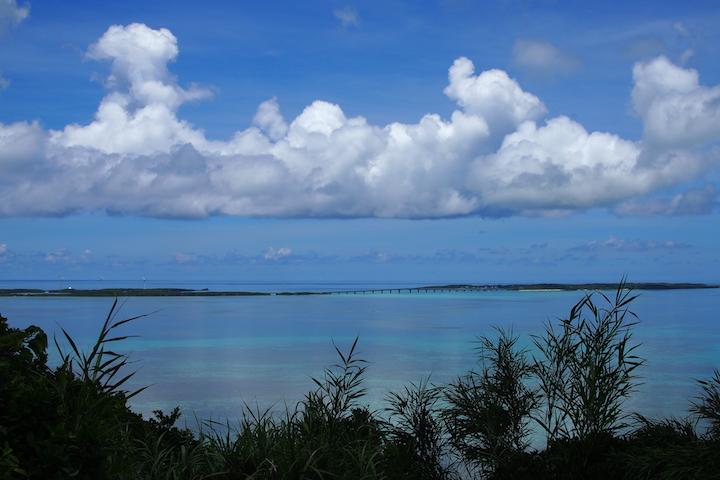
0;282;717;297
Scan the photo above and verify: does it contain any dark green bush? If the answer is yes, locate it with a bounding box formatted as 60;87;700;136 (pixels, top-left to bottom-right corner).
385;378;454;479
616;415;720;480
532;283;643;443
443;329;538;476
0;302;199;480
691;369;720;439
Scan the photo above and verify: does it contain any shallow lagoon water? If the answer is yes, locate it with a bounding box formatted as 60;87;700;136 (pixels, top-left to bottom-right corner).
2;288;719;426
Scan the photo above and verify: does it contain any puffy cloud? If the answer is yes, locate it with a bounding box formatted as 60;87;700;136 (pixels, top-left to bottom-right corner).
52;23;211;155
333;6;359;27
467;117;712;213
1;24;719;219
86;23;209;107
0;120;46;177
0;243;6;256
512;39;577;74
632;56;720;148
444;57;545;137
252;98;288;142
0;0;28;30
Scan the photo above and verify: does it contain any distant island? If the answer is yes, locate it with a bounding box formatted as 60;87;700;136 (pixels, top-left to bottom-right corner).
0;282;717;297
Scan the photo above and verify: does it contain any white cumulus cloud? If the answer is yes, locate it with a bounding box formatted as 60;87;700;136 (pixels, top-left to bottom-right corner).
52;23;211;155
444;57;545;138
633;56;720;148
468;117;646;211
0;24;719;219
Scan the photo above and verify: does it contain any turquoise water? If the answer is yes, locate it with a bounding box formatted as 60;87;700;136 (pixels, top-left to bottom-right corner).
1;288;719;425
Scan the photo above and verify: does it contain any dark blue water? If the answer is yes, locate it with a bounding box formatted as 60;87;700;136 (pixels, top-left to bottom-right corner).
1;288;718;427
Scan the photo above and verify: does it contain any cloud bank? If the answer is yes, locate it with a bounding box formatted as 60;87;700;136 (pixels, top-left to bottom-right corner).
1;23;719;219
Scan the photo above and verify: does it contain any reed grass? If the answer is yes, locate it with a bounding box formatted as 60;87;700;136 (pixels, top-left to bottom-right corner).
531;279;644;443
443;329;538;476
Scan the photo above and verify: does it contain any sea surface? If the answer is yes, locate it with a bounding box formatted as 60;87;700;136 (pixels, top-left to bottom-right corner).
1;281;719;432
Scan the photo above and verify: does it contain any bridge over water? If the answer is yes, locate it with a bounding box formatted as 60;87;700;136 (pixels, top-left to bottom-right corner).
326;286;498;295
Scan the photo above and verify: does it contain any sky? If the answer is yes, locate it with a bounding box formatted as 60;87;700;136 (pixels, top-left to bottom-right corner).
1;0;719;285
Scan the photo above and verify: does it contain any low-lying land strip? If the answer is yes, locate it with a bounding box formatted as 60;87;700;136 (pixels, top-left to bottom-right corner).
0;282;716;297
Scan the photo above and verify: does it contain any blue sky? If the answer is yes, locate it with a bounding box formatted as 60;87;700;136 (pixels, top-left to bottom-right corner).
0;0;719;284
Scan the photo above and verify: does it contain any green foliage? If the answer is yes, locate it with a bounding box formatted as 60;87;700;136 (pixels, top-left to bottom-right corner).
305;337;368;424
0;304;196;479
385;378;454;479
616;415;720;479
208;337;386;479
0;442;24;480
443;329;538;476
691;369;720;439
532;281;644;443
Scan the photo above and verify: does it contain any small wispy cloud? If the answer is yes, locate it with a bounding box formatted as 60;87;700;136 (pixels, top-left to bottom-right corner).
673;21;689;37
264;246;292;261
44;249;73;264
0;243;7;256
38;247;96;265
570;236;691;253
0;0;29;30
624;36;668;60
614;185;717;217
513;39;577;75
173;252;196;264
0;74;8;89
333;6;359;27
679;48;695;64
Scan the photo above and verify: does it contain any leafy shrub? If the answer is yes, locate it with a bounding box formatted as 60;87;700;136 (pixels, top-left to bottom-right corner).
532;282;644;443
443;329;538;475
385;378;454;479
691;369;720;439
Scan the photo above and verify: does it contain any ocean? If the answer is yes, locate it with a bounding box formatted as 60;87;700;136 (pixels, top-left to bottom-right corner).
1;281;719;429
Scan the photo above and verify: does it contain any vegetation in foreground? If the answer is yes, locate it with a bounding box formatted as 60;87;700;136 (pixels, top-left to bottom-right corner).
1;284;719;479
